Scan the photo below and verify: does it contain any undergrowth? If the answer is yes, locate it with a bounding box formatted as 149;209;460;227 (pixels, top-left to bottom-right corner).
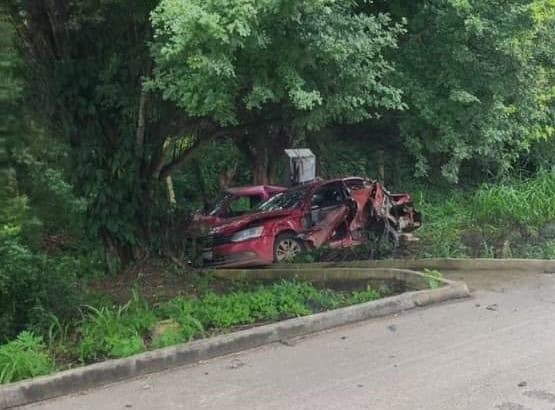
413;171;555;259
0;280;389;384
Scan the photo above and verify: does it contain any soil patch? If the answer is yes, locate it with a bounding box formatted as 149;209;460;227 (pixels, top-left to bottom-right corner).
87;260;233;305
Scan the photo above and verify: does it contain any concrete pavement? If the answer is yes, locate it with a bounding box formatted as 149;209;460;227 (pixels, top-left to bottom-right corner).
19;270;555;410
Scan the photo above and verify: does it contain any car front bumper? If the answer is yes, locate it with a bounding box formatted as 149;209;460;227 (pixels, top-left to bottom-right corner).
203;235;274;268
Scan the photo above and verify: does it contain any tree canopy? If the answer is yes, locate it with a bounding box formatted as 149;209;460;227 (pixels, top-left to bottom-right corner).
149;0;406;182
392;0;555;181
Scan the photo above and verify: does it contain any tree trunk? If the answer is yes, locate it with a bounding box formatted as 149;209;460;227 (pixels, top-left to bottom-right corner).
252;154;269;185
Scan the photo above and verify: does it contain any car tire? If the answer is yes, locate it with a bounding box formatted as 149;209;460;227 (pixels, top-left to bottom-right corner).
273;233;304;263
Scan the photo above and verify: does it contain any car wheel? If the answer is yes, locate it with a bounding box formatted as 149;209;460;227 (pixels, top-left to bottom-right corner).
273;233;304;263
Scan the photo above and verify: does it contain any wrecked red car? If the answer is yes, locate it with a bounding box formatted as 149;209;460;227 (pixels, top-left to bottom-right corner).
201;177;421;267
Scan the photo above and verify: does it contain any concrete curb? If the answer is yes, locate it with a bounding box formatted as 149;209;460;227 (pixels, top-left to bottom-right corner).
0;270;468;409
270;258;555;273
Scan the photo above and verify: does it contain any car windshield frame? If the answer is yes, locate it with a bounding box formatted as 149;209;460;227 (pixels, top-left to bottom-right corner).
206;192;233;216
255;186;310;212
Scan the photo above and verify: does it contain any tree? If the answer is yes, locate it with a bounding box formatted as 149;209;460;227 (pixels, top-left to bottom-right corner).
388;0;555;182
149;0;406;184
4;1;213;263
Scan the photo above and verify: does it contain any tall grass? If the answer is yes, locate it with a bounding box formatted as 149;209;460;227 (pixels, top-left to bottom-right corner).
472;171;555;232
414;171;555;258
412;190;472;258
78;290;156;362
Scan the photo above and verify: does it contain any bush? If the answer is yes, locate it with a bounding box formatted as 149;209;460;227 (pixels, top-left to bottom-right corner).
423;269;443;289
0;331;55;384
151;280;387;343
348;286;383;304
0;280;388;380
151;326;188;349
0;225;82;342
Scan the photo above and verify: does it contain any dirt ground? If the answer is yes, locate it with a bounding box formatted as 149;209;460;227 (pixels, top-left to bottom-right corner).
87;260;234;305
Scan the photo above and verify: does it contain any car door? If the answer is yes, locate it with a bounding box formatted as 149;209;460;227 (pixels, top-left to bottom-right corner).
303;182;351;248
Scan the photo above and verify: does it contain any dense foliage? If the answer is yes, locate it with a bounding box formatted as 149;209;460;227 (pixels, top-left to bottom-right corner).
393;0;555;181
150;0;405;183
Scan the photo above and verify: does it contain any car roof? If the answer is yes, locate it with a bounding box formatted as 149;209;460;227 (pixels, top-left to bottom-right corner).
225;185;286;196
225;178;368;196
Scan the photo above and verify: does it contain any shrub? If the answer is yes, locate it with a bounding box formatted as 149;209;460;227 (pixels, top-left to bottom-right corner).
193;291;256;329
77;281;387;362
269;281;315;318
0;331;55;384
156;298;204;341
0;225;82;341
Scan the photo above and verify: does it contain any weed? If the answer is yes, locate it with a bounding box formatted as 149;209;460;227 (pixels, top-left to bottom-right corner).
348;286;382;304
78;290;156;362
423;269;443;289
45;313;73;362
0;331;55;384
151;326;187;349
413;191;471;258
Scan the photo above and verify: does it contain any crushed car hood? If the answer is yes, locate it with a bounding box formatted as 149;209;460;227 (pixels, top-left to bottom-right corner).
209;208;297;236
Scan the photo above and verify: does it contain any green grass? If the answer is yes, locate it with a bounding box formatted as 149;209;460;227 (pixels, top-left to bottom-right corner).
472;172;555;231
0;279;389;384
152;280;387;344
8;169;555;384
412;190;471;258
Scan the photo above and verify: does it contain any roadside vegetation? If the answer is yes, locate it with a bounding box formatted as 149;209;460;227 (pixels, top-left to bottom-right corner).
1;0;554;386
0;280;388;384
414;171;555;259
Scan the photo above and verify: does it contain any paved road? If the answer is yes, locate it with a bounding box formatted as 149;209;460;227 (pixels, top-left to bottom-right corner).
21;270;555;410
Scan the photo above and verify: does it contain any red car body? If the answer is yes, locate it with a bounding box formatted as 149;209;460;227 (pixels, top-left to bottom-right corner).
201;177;421;267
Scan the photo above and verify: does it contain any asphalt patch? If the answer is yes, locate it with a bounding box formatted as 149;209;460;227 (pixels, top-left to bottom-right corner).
495;402;532;410
523;389;555;403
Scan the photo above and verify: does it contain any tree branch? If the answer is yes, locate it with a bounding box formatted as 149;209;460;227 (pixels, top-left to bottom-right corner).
156;137;204;180
135;91;147;160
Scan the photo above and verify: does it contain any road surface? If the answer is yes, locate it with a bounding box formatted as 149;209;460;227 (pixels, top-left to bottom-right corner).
20;270;555;410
